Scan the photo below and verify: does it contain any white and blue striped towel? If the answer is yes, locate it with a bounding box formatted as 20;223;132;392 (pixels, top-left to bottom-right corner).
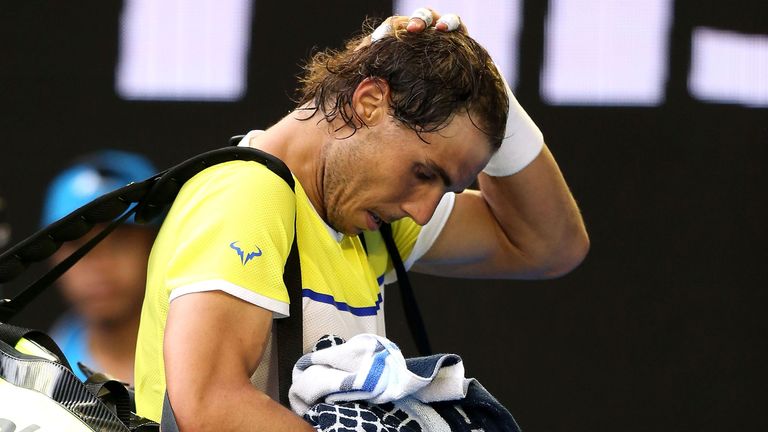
290;334;520;432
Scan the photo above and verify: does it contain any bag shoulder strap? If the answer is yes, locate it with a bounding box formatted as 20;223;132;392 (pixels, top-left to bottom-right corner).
277;221;301;406
224;136;301;407
0;323;72;370
378;223;432;356
360;228;432;356
0;146;292;322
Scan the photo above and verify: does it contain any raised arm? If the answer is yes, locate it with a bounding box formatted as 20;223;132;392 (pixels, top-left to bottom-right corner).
414;89;589;279
368;8;589;279
414;146;589;279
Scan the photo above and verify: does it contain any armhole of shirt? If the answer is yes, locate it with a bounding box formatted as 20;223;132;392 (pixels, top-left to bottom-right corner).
383;192;455;284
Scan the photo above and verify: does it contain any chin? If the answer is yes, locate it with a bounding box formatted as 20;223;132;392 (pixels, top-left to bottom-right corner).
339;225;363;236
326;214;355;236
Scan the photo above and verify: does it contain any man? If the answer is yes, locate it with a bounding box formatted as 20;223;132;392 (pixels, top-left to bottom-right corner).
135;10;588;430
44;150;158;383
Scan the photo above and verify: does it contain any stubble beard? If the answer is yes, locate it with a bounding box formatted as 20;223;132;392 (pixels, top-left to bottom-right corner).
323;177;346;233
322;150;350;234
322;142;366;235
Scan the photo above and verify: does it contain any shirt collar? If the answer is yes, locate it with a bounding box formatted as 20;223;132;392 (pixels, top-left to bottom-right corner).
305;195;345;243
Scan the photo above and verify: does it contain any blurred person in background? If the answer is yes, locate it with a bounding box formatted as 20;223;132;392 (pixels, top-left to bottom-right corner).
43;150;158;384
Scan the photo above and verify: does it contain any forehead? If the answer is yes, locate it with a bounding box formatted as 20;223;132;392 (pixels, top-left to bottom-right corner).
418;113;493;190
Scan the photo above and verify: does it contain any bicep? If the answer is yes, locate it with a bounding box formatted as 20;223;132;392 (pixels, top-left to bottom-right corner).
164;291;273;409
412;189;525;278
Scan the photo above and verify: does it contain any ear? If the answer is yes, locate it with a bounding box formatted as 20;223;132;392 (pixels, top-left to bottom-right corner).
351;78;390;126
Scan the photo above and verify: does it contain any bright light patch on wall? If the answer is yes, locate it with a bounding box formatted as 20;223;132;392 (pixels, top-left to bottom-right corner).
541;0;672;106
116;0;253;101
689;28;768;108
393;0;522;89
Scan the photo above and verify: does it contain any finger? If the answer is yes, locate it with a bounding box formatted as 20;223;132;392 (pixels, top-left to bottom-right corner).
368;16;412;45
406;7;437;32
435;13;465;33
389;16;411;31
370;20;393;43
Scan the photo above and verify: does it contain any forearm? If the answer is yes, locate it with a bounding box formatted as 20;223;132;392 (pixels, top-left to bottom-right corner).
478;145;589;278
173;383;315;432
472;69;589;277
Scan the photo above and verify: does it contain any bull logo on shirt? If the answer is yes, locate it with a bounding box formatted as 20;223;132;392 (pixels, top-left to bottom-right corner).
229;241;262;265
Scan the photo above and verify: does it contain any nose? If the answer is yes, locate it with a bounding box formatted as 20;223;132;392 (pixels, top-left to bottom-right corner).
400;189;443;226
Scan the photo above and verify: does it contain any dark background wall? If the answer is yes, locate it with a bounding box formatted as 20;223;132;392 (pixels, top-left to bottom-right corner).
1;1;765;430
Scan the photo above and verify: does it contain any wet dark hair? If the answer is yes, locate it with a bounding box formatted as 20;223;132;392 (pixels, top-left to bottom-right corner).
296;24;509;148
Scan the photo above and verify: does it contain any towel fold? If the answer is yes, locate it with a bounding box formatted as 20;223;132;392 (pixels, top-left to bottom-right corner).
290;334;521;432
290;334;469;415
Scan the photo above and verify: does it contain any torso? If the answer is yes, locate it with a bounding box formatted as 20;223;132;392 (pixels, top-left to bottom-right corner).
134;159;422;421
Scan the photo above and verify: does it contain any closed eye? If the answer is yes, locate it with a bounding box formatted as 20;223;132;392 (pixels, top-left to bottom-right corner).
419;160;455;191
414;164;436;181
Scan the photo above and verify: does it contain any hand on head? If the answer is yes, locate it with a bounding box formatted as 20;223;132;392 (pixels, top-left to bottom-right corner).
404;7;466;33
361;7;467;50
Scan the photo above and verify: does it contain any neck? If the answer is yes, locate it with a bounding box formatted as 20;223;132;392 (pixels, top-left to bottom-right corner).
246;109;332;220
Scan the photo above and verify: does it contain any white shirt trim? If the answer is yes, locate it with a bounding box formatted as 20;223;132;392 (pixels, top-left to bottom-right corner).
237;129;265;148
169;279;290;318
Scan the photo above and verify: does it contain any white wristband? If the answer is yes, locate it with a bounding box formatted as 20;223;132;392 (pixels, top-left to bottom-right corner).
482;75;544;177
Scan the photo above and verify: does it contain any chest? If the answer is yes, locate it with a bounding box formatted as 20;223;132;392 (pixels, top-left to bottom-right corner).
295;223;386;309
